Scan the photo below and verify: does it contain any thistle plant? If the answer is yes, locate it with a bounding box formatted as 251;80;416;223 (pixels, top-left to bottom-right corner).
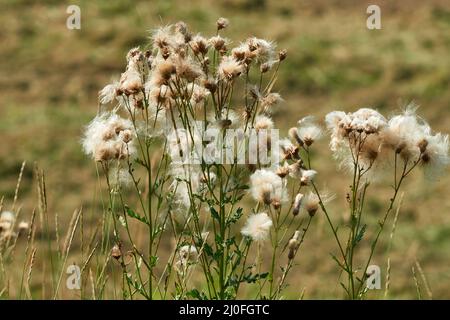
316;106;450;299
81;19;449;300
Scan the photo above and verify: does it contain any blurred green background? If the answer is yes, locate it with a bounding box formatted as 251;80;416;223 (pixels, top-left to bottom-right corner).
1;0;449;298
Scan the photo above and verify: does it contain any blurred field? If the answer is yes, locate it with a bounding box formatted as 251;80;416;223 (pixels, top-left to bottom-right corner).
1;0;450;299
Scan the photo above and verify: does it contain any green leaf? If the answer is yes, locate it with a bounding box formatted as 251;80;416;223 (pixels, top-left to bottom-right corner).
125;273;148;298
210;207;220;221
354;224;367;245
226;207;243;226
125;206;150;226
243;272;269;284
149;255;159;268
186;289;207;300
203;242;214;257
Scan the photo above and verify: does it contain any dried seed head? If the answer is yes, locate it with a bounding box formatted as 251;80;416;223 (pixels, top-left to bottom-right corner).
241;212;273;242
280;139;299;160
297;116;323;146
203;78;217;93
421;152;431;163
175;21;192;43
173;56;202;81
152;26;173;49
209;35;227;52
288;160;304;179
250;169;289;207
175;21;188;36
191;35;209;55
418;139;428;153
260;93;283;111
179;245;198;261
395;141;406;154
120;129;133;143
307;191;335;217
288;238;300;250
217;17;229;30
304;192;320;217
157;60;176;82
0;211;15;227
272;200;281;210
95;145;114;162
288;127;304;146
254;115;274;131
288;248;295;260
278;49;287;61
82;113;137;162
218;56;243;81
288;233;300;260
300;169;317;186
262;190;272;206
276;164;290;178
287;248;296;260
161;47;171;59
231;45;247;61
18;221;29;232
307;206;318;217
260;62;270;73
292;193;304;216
111;244;122;260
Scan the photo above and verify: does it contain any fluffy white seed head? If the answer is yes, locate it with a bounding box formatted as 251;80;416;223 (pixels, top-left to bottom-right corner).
279;138;299;161
325;108;390;176
18;221;29;232
246;37;276;64
254;115;274;131
179;245;198;262
216;17;229;30
218;56;244;81
420;133;450;179
304;192;320;217
241;212;273;242
190;34;210;55
275;162;290;178
81;113;136;162
209;35;229;52
297;116;323;146
0;211;15;232
289;127;303;146
300;169;317;186
152;25;175;50
303;191;335;217
260;93;283;112
250;169;289;207
99;81;120;105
